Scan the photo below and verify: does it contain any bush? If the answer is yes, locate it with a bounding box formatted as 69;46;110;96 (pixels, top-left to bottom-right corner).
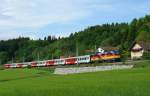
143;52;150;60
134;61;150;68
27;65;32;69
121;50;130;63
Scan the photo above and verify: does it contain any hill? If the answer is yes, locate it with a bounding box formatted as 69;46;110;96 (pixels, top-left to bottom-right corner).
0;15;150;64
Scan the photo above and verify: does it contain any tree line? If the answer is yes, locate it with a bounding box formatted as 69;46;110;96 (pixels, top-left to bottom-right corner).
0;15;150;64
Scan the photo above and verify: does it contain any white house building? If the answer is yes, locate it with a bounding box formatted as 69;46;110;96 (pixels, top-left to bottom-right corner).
131;43;144;59
130;41;150;60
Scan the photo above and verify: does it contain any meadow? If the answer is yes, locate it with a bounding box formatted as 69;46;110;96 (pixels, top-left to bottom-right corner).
0;61;150;96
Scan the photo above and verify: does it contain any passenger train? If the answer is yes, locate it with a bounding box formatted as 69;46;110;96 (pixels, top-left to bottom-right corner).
4;50;120;68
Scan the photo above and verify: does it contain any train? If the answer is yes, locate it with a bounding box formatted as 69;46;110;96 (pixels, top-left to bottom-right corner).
4;50;120;68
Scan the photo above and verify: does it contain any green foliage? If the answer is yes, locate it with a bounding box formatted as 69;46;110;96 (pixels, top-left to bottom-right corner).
134;60;150;68
142;52;150;60
27;65;32;69
136;30;150;42
0;52;8;64
120;50;129;64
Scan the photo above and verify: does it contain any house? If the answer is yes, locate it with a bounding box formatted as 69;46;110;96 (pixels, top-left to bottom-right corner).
97;48;105;53
130;42;150;59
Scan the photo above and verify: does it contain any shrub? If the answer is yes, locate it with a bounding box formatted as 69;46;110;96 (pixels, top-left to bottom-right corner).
27;65;32;69
134;61;150;68
142;52;150;60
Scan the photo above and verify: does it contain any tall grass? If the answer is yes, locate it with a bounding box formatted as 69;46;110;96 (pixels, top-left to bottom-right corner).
0;62;150;96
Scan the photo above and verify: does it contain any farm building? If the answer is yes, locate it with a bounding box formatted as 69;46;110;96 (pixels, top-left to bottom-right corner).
130;42;150;60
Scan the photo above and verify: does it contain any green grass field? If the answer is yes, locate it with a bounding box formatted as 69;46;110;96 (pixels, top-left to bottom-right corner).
0;61;150;96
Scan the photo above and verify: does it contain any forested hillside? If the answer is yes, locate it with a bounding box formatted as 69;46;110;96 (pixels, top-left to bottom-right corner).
0;15;150;64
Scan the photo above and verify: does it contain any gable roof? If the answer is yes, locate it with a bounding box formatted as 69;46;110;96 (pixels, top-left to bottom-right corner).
131;41;150;52
139;42;150;51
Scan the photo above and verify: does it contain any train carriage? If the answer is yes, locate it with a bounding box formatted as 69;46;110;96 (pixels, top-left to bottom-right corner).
4;64;11;68
77;55;90;64
10;63;17;68
54;59;65;65
46;60;55;66
37;61;46;67
31;62;38;67
65;57;77;65
22;62;30;68
16;63;24;68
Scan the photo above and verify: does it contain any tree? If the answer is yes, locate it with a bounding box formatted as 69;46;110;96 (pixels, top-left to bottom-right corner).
0;52;8;64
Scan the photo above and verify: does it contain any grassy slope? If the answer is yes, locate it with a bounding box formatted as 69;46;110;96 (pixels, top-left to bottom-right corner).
0;62;150;96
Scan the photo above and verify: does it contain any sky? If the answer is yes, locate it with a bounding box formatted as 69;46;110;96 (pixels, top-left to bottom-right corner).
0;0;150;40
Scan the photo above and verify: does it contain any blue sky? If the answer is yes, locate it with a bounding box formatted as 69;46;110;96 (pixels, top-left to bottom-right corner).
0;0;150;40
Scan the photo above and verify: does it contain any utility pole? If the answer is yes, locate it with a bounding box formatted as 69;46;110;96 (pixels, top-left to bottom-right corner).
76;40;79;65
12;57;14;63
51;53;53;59
95;45;97;54
22;52;25;63
22;56;25;63
37;52;40;61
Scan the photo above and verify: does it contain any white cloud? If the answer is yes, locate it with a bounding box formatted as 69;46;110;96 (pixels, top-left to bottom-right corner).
1;0;107;40
0;0;96;40
1;0;147;29
0;0;92;28
0;0;150;40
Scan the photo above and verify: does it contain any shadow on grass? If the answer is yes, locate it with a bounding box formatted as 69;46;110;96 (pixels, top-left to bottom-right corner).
0;72;46;83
